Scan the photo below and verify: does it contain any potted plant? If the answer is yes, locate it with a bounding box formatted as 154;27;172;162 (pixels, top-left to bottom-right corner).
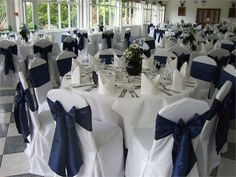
124;43;142;76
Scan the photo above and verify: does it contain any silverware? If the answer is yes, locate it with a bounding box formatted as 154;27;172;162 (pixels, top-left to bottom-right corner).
129;90;135;97
185;84;195;88
160;88;172;96
85;85;97;92
119;89;125;97
132;90;139;97
122;89;127;97
160;83;180;94
186;81;195;84
71;83;94;88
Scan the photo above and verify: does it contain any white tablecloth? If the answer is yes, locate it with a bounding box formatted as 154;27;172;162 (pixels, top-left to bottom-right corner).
61;70;198;148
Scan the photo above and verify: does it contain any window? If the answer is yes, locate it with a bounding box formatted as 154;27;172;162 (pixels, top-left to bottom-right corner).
144;3;152;24
122;2;140;25
0;0;8;30
89;0;116;28
23;0;79;30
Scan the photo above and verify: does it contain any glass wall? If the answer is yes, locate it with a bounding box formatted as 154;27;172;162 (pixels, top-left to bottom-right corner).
0;0;8;30
21;0;165;30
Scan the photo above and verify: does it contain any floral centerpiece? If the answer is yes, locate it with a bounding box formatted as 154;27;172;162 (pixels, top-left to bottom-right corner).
19;24;30;42
124;43;142;75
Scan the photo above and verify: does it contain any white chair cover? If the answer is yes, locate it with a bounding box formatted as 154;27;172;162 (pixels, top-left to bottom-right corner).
101;30;114;50
125;98;209;177
190;56;217;99
0;40;19;87
29;57;52;113
18;72;55;176
47;89;124;177
56;51;76;82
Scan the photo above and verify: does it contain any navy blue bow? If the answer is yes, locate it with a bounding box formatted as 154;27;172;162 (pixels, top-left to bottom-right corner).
221;43;235;53
33;44;53;62
47;98;92;176
102;33;114;48
174;53;190;70
147;24;155;34
156;29;165;43
14;82;35;143
0;45;17;75
124;32;131;48
57;58;72;77
155;114;204;177
77;33;88;51
63;39;79;56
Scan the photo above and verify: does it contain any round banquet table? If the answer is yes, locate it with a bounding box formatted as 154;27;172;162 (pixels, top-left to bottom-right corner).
60;67;198;148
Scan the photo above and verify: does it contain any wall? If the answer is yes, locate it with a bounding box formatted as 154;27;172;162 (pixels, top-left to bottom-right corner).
166;0;236;24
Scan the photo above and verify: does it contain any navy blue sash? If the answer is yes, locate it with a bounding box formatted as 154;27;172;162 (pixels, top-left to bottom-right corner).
229;53;235;66
102;33;114;49
47;99;92;176
14;82;35;143
0;45;17;75
190;61;217;82
63;39;79;56
156;29;165;43
175;53;189;70
100;54;122;64
145;39;155;50
221;43;235;53
33;44;53;62
140;48;151;58
154;56;167;65
208;55;230;84
219;28;227;34
29;63;50;88
57;58;72;77
77;33;88;51
99;25;104;32
61;34;70;43
155;114;204;177
147;24;154;34
124;32;131;48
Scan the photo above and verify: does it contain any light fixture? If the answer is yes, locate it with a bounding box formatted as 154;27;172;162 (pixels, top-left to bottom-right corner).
201;0;207;6
193;0;198;4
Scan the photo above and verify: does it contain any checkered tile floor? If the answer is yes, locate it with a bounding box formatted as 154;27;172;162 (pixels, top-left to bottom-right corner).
0;87;235;177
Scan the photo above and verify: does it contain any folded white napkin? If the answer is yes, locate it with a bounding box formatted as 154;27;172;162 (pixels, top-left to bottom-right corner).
199;42;207;54
71;58;82;73
88;54;99;67
159;37;165;48
166;57;177;74
172;69;185;91
180;62;190;81
114;54;125;67
142;55;153;69
213;40;221;50
141;73;161;95
71;66;81;85
98;71;115;95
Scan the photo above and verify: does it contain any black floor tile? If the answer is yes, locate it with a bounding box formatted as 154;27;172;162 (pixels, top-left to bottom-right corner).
0;124;9;138
221;142;236;161
0;90;15;96
3;136;26;154
0;104;13;113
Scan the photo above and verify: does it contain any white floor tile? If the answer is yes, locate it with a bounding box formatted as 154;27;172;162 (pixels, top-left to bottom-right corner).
217;158;236;176
0;152;30;176
0;96;14;104
0;138;6;155
228;129;236;144
0;112;11;124
7;123;20;137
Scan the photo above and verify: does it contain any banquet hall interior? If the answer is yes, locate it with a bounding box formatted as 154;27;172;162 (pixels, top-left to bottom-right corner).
0;0;235;176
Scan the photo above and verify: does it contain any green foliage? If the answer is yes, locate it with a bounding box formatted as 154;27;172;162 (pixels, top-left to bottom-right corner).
0;0;7;30
124;44;142;62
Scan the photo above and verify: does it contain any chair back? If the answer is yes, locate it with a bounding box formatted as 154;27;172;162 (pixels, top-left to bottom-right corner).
63;36;78;56
220;39;235;52
33;39;53;61
168;45;190;70
102;30;114;49
56;51;76;80
76;30;88;51
141;98;209;177
229;49;236;66
29;57;52;107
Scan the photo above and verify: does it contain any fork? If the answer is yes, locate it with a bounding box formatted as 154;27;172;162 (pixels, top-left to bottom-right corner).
160;83;180;94
129;89;135;97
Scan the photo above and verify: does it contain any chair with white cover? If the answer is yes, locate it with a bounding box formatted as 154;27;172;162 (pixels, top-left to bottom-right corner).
33;39;60;86
220;39;235;53
56;51;76;82
63;35;79;56
168;45;190;70
101;30;114;49
190;56;217;99
229;49;236;66
145;36;155;56
17;71;55;176
47;89;124;177
29;57;52;113
0;40;19;87
76;30;88;58
208;48;230;71
125;97;210;177
196;80;232;177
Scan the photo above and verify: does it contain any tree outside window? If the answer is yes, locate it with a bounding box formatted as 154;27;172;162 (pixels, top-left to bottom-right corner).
0;0;7;30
